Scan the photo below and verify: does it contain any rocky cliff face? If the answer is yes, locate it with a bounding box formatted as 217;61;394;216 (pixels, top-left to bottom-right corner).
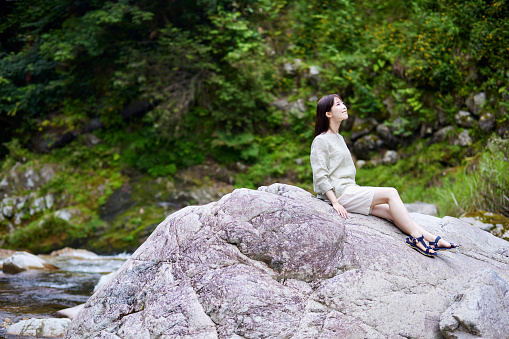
65;184;509;339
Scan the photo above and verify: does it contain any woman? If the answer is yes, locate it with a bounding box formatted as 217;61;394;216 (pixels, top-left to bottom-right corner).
310;94;459;257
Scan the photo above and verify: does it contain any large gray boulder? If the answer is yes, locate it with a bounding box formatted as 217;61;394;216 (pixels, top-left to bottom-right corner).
65;184;509;339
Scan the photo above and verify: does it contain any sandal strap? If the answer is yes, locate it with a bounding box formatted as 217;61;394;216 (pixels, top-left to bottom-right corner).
416;235;434;253
429;235;441;247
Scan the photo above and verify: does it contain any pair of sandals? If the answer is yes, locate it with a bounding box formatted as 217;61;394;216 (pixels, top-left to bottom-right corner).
406;235;460;257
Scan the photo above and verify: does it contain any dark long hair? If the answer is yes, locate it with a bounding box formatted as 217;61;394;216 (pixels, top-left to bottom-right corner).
314;94;341;138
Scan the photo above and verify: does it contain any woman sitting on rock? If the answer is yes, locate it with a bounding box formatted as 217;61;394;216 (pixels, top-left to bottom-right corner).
310;93;459;257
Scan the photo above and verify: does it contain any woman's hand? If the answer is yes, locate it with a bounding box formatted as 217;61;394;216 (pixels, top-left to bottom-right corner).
332;201;349;219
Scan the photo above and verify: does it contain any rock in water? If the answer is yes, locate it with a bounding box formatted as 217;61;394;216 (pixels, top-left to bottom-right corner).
3;251;58;274
49;247;99;259
7;318;71;337
57;304;85;320
65;184;509;338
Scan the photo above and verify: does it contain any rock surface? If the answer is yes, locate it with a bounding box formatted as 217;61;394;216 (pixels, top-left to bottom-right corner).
440;268;509;338
66;184;509;339
7;318;71;337
2;251;58;274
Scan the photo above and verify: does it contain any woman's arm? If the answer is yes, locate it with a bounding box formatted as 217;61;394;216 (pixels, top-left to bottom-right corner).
310;138;334;194
325;189;349;219
311;137;348;219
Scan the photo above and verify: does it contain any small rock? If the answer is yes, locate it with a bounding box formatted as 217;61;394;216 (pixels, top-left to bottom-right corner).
478;112;496;132
440;269;509;338
2;251;58;274
6;318;71;337
465;92;486;115
295;158;303;166
2;205;13;218
351;117;378;140
353;134;382;160
369;158;381;167
454;129;472;146
16;196;25;210
57;304;85;320
13;212;23;225
376;124;398;148
405;202;438;216
308;66;321;86
272;98;289;111
496;121;509;139
288;99;306;117
45;194;54;209
284;63;295;74
54;209;73;222
40;164;56;183
454;110;475;128
309;65;320;75
24;168;37;190
355;160;366;169
49;247;99;259
0;177;8;189
431;126;455;144
1;318;13;328
31;197;46;214
382;150;399;165
85;133;102;146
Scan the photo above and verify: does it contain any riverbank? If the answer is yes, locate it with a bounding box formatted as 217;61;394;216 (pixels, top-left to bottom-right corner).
0;250;129;338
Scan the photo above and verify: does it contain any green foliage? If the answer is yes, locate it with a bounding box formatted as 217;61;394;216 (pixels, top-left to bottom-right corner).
234;134;312;189
356;138;509;218
7;215;70;253
439;138;509;216
0;0;508;254
1;139;34;171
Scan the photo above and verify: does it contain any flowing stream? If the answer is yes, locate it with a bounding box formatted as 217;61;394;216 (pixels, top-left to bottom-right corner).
0;253;130;338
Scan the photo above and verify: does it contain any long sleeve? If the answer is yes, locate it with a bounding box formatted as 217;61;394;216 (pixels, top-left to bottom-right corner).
310;133;357;200
310;137;334;195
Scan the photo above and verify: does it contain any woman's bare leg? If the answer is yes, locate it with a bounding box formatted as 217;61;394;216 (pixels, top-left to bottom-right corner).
370;188;457;250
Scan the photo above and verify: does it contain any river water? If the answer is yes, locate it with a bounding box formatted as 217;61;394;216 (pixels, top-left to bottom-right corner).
0;253;130;338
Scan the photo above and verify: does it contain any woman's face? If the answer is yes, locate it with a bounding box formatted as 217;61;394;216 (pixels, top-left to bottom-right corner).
327;96;348;122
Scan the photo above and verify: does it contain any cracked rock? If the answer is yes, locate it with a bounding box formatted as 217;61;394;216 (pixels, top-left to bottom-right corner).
66;184;509;339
